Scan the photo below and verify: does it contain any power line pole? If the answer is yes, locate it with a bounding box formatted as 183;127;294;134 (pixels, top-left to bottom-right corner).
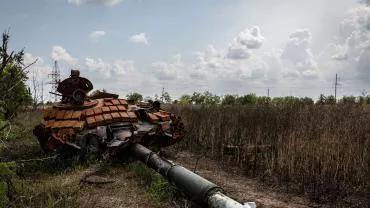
41;80;44;109
334;73;338;101
161;87;164;102
47;60;60;102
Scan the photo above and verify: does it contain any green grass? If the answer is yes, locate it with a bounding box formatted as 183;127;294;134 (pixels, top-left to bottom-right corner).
1;109;189;208
128;162;179;208
0;109;85;208
0;158;85;208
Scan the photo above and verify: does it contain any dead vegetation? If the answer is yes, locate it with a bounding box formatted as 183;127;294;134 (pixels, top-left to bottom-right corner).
1;104;369;208
0;110;192;208
168;104;369;207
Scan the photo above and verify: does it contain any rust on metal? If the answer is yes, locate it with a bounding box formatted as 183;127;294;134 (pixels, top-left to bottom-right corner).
102;106;110;113
109;106;119;112
93;107;102;115
117;105;127;111
34;69;186;161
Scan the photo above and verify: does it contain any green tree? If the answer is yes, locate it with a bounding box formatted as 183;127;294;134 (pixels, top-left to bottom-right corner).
316;94;326;105
221;94;237;105
326;95;336;104
191;92;205;104
281;96;300;105
179;94;192;104
161;92;171;103
299;97;314;105
339;96;356;104
271;97;284;105
203;91;220;105
126;92;143;102
0;30;33;120
358;96;370;105
236;93;258;105
257;96;271;105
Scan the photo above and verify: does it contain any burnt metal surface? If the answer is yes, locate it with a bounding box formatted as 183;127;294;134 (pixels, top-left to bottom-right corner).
57;70;93;105
33;69;186;157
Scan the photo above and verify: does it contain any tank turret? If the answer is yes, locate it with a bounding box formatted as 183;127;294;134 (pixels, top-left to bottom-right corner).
33;70;185;157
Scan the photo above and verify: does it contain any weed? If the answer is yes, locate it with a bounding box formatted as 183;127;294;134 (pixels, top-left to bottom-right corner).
168;104;370;206
128;162;179;207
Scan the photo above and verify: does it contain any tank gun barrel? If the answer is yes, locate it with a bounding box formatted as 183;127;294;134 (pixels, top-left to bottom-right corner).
129;143;256;208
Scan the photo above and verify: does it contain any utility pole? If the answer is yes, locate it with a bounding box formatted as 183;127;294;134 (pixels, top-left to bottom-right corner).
47;60;61;102
334;73;338;101
161;87;164;102
267;88;270;97
41;81;44;109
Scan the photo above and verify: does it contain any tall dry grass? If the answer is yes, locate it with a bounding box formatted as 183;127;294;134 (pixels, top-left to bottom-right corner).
167;104;369;206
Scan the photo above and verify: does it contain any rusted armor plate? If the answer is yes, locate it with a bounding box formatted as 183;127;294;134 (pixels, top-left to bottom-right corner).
42;98;139;130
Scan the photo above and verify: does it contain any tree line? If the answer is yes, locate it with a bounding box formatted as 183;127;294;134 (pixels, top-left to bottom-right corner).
127;90;370;106
178;92;370;105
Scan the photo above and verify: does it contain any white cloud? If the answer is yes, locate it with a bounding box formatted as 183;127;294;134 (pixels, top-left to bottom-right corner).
113;60;135;76
85;58;112;78
319;4;370;86
226;44;251;59
302;70;319;79
226;26;264;60
281;29;313;65
23;52;44;66
83;57;163;96
235;26;264;49
89;30;106;40
68;0;124;6
22;52;54;102
151;54;184;80
51;45;78;65
30;1;370;99
330;44;348;60
85;58;139;82
129;33;149;45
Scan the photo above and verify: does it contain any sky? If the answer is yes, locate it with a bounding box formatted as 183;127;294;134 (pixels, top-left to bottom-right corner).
1;0;370;101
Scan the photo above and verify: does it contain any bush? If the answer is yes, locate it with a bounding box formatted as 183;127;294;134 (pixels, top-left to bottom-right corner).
0;30;33;120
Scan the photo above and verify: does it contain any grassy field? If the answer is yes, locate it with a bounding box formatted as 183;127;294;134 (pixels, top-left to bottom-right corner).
0;110;191;208
168;104;369;207
1;105;369;207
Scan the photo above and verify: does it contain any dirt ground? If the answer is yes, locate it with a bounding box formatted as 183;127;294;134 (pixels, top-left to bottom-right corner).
74;165;153;208
172;151;320;208
75;150;324;208
1;142;323;208
55;152;320;208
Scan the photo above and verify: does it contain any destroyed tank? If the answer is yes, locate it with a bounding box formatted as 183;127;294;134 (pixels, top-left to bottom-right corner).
33;69;185;159
32;70;257;208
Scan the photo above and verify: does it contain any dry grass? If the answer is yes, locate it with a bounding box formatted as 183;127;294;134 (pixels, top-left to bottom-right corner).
0;110;190;208
168;104;369;207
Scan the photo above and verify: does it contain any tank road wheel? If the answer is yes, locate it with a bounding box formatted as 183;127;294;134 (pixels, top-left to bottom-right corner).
72;89;86;105
78;134;102;163
32;123;51;153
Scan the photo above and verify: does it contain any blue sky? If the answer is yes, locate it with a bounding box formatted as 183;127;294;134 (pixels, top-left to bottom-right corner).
1;0;369;101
